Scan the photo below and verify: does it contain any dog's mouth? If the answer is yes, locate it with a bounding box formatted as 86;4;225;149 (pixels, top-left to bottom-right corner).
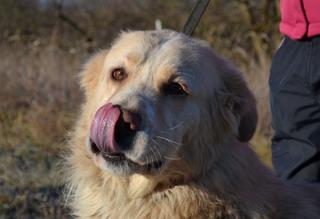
89;103;164;173
90;103;144;155
90;139;164;172
102;152;164;171
90;103;136;153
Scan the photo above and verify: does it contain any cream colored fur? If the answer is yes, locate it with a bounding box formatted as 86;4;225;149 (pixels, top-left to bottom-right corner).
64;30;320;219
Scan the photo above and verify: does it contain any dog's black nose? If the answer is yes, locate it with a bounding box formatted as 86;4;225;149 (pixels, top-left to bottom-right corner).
114;108;141;151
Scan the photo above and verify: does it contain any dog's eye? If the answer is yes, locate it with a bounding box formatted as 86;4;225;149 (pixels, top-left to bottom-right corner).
111;68;127;81
163;82;188;96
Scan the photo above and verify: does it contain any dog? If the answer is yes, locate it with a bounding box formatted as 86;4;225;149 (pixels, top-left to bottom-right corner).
64;30;320;219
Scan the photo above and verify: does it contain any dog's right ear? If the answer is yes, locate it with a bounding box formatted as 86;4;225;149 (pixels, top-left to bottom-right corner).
80;50;108;99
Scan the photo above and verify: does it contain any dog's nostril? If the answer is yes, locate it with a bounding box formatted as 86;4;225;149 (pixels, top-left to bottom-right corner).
90;139;100;154
122;110;142;131
114;110;139;151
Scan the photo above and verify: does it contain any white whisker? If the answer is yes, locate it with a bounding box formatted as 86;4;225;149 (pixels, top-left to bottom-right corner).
148;144;157;163
155;136;182;146
161;121;184;133
163;155;182;161
150;139;162;162
146;149;150;165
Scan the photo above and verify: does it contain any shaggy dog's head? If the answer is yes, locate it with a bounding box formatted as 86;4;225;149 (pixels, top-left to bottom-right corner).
79;30;257;179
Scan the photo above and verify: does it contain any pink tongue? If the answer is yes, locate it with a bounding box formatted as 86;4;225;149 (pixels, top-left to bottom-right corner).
90;103;121;153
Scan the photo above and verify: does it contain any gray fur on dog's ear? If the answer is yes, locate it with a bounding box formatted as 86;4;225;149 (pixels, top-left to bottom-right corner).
216;57;258;142
236;92;257;142
220;89;257;142
199;45;258;142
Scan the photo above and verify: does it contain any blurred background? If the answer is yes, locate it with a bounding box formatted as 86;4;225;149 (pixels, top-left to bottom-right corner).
0;0;280;218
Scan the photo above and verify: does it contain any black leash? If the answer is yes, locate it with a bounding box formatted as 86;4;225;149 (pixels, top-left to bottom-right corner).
182;0;212;36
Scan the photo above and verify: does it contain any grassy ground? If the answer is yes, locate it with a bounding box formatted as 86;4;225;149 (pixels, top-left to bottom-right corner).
0;0;279;218
0;44;80;219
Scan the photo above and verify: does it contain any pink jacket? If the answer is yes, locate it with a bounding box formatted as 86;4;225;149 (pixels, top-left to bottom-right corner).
280;0;320;39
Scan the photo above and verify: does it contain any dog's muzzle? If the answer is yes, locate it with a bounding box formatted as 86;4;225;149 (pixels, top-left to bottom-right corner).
89;103;141;158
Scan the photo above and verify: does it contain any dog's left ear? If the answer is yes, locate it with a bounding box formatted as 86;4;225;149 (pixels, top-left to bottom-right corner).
220;64;258;142
198;44;257;142
234;90;257;142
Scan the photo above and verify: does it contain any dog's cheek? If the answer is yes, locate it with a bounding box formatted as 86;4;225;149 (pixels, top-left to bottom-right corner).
178;104;202;147
196;96;231;146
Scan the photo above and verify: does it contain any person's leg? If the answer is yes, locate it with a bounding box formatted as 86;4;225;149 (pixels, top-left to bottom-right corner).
269;36;320;182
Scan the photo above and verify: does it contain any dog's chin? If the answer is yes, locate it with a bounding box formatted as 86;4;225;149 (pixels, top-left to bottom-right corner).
92;153;166;176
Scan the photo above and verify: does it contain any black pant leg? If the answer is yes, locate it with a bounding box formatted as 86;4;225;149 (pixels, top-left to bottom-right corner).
269;37;320;182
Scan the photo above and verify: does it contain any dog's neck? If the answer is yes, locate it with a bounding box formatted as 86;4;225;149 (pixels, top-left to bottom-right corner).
197;140;280;218
126;139;281;218
68;131;285;218
68;137;319;219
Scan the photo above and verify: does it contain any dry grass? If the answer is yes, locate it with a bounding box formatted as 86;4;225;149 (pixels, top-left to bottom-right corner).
0;44;82;218
0;37;89;217
0;0;279;217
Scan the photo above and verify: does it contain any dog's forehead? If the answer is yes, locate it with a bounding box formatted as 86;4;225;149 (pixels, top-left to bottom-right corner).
110;31;190;63
108;30;224;93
